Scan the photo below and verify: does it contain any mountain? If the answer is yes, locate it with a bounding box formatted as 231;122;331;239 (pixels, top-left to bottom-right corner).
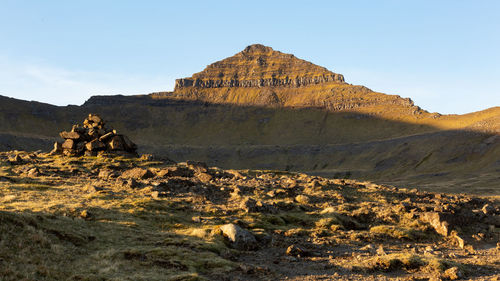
1;44;500;195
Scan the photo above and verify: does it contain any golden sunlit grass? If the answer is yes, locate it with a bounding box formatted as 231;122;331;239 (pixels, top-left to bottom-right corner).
1;151;499;280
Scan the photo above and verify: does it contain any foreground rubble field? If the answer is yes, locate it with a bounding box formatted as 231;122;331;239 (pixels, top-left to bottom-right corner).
0;151;499;280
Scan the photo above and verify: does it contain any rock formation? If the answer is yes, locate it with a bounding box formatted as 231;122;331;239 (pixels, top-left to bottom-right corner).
50;114;137;157
159;44;424;114
174;44;345;90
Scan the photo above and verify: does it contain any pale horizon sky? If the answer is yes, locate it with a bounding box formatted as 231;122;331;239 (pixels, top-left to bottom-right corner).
1;0;499;114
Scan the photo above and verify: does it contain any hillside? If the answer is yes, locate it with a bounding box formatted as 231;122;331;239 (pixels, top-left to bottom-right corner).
0;151;499;280
1;44;500;195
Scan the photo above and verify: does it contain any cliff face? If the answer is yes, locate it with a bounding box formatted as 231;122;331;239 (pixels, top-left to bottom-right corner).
174;44;344;90
168;44;423;117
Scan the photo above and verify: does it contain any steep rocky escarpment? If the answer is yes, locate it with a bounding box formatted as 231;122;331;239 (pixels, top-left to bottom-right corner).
174;44;345;90
168;44;424;117
175;73;344;89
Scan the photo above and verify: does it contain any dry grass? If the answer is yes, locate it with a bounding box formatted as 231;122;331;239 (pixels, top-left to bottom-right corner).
0;151;498;280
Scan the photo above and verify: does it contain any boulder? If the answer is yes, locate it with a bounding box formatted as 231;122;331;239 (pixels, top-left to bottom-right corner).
62;139;75;150
121;167;154;180
59;131;81;140
219;223;258;250
420;212;450;236
108;136;125;151
86;139;105;151
196;172;213;183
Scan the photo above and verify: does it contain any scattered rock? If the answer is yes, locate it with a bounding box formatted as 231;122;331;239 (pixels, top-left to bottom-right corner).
442;266;462;280
451;231;465;249
219;223;258;250
98;169;116;179
121;168;154;180
239;197;277;214
139;154;153;161
286;244;308;257
123;178;139;189
420;212;450;236
196;172;213;183
295;194;310;204
84;185;103;193
80;210;92;220
27;167;40;177
8;154;22;164
482;204;494;215
156;167;192;178
186;160;208;173
151;191;163;199
376;245;386;255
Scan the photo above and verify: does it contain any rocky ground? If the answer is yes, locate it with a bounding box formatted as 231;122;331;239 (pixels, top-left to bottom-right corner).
0;151;499;280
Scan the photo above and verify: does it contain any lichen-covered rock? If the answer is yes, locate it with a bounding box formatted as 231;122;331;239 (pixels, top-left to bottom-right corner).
420;212;451;236
219;223;257;250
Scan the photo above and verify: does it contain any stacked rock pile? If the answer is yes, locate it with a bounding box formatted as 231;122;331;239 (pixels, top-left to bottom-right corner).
50;114;137;157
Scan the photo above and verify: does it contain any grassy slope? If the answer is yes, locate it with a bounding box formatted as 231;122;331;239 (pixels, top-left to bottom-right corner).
0;151;499;280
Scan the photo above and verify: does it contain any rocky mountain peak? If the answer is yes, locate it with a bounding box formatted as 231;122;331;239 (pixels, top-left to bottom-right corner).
241;43;274;54
174;44;345;89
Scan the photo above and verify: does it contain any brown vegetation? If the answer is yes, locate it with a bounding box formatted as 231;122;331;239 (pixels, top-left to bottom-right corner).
0;151;498;280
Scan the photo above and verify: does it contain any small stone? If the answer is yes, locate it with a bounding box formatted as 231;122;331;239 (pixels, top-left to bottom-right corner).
196;172;213;183
151;191;160;199
442;266;462;280
295;194;309;204
376;245;386;255
80;210;91;219
482;204;494;215
84;185;103;193
139;154;153;161
187;160;208;173
98;169;115;179
8;154;23;164
451;231;465;249
27;167;40;177
156;167;192;178
286;244;308;257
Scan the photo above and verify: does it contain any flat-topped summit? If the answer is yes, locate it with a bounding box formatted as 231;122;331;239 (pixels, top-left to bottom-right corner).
175;44;344;89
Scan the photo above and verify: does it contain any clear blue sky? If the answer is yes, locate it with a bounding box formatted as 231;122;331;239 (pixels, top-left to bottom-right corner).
1;0;499;114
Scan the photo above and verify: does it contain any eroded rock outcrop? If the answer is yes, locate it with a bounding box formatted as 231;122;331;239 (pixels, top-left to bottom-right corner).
174;44;344;90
